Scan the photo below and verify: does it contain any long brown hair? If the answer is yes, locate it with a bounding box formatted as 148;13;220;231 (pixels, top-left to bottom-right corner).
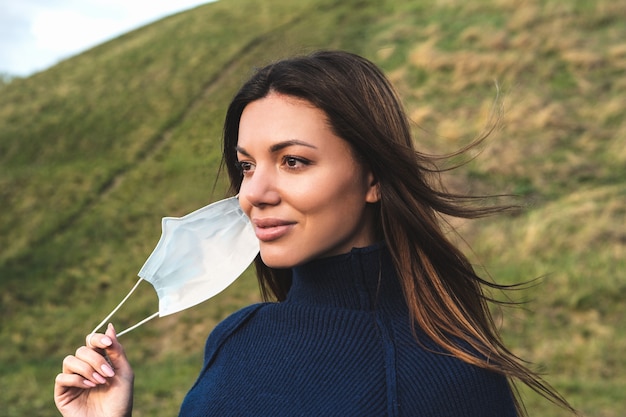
221;50;575;416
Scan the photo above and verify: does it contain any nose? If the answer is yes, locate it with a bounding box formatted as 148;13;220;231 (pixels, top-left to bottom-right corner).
239;164;281;208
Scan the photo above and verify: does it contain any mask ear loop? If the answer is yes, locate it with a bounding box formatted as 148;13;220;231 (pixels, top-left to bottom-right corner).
90;277;159;338
116;312;160;337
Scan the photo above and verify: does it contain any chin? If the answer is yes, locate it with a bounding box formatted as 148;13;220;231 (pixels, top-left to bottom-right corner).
259;252;292;270
258;248;307;270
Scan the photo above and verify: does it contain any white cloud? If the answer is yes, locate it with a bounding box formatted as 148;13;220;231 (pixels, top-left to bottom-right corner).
0;0;213;76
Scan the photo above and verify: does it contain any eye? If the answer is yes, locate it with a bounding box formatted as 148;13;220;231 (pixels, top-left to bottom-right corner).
282;156;311;170
236;161;255;175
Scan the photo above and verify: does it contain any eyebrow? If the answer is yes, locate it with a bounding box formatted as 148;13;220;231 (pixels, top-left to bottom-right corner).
236;139;318;156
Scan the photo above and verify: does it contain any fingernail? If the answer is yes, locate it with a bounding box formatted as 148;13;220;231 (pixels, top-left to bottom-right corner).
101;336;113;346
93;372;106;384
83;379;96;388
101;363;115;377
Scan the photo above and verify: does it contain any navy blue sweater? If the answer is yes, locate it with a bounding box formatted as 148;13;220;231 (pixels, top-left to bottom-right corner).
179;244;517;416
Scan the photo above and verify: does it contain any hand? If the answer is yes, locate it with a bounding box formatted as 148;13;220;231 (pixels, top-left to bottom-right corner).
54;323;134;417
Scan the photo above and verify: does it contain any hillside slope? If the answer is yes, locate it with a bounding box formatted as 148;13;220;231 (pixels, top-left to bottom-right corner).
1;0;624;415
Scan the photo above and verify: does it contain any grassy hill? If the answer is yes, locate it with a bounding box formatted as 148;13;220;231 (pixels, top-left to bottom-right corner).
1;0;624;415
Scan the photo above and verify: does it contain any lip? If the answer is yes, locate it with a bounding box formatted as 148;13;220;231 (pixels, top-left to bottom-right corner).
252;218;296;242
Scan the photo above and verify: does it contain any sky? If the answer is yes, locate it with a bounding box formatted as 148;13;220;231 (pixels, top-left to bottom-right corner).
0;0;214;77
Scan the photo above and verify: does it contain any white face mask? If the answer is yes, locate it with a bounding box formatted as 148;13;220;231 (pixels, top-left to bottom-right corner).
91;196;259;337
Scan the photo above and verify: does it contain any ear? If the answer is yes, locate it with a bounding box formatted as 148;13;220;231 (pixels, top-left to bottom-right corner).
365;171;380;203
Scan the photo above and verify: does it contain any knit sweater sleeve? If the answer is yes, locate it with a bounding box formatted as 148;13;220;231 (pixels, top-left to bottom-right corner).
179;303;265;405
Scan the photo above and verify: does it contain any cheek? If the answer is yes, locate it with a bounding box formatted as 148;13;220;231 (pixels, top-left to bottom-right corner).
299;182;368;230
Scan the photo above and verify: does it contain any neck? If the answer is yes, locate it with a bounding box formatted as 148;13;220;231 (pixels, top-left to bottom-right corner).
286;243;407;315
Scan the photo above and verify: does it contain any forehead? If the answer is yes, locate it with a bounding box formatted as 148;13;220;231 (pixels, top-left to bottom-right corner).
236;93;365;167
238;94;331;144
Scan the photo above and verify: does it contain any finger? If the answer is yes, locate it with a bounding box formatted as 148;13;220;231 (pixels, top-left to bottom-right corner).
74;346;116;379
55;371;97;390
103;323;132;375
62;354;110;385
86;333;95;348
85;332;113;350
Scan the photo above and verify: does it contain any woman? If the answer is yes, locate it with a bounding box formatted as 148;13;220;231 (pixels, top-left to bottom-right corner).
55;50;575;416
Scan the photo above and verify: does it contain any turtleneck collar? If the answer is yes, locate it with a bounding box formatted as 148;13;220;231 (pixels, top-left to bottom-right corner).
286;243;407;315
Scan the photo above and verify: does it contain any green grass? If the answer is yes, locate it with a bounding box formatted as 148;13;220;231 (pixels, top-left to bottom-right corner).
1;0;625;415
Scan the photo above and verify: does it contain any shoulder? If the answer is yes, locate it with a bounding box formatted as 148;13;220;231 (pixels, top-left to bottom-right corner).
398;352;517;416
395;331;518;416
451;362;518;416
426;355;518;416
202;303;267;362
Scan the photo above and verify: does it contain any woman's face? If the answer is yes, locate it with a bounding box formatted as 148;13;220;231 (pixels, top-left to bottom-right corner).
236;93;379;268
